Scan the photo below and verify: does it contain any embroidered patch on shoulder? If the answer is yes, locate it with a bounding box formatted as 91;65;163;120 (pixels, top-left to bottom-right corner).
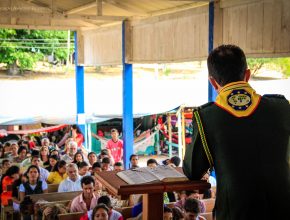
227;89;252;111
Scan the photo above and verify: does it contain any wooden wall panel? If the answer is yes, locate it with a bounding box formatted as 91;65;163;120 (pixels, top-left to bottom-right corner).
262;0;275;53
277;0;290;53
81;24;122;66
246;2;263;53
130;6;209;63
78;0;290;65
222;0;290;57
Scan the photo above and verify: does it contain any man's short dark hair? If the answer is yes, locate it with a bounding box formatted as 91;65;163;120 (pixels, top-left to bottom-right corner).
81;175;95;186
147;158;158;166
185;190;199;197
114;162;123;167
57;160;67;169
77;161;88;169
31;154;40;160
207;44;247;86
97;195;112;208
170;156;181;167
184;198;200;214
92;162;101;169
2;159;10;166
102;157;110;164
130;154;138;161
17;146;27;155
31;150;40;157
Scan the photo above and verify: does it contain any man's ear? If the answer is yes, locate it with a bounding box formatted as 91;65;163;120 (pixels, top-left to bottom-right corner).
209;76;219;91
244;69;251;82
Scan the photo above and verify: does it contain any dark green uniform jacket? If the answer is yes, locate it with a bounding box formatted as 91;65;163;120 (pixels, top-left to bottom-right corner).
183;82;290;220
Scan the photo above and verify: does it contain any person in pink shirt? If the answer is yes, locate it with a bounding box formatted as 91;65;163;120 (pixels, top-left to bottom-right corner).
70;175;99;213
106;129;123;164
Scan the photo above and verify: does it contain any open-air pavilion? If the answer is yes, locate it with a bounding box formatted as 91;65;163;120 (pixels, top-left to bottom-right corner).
0;0;289;169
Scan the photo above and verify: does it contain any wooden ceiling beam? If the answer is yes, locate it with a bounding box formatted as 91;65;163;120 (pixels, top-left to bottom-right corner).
97;0;103;16
0;12;126;21
19;0;65;14
66;1;96;15
160;0;209;1
66;0;148;16
104;0;149;15
0;24;79;30
149;2;208;16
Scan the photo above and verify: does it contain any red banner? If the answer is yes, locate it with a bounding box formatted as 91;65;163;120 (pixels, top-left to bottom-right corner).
0;124;67;136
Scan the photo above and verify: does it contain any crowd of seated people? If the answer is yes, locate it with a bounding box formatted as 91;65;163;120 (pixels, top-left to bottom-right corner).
0;126;216;220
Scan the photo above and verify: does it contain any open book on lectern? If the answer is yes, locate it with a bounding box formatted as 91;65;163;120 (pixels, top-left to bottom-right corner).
116;165;188;185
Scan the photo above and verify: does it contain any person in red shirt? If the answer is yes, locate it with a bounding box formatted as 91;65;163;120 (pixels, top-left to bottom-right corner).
0;166;20;205
106;129;123;164
71;125;85;147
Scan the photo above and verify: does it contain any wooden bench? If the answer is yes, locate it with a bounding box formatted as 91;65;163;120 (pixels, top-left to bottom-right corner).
36;200;72;207
115;206;133;219
200;212;213;220
201;198;215;212
26;191;82;203
23;191;82;219
47;184;59;193
58;212;84;220
1;204;14;220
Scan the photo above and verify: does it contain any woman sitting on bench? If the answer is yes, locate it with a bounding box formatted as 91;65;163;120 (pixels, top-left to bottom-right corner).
19;165;48;202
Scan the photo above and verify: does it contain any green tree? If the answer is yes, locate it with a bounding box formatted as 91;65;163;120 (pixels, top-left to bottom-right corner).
247;57;290;78
0;29;74;74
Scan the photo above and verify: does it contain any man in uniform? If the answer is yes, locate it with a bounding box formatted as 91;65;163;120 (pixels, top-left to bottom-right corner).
183;45;290;220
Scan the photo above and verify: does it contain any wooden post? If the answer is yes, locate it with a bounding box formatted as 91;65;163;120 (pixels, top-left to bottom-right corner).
76;30;84;65
213;0;223;48
66;30;70;67
142;193;163;220
167;114;172;158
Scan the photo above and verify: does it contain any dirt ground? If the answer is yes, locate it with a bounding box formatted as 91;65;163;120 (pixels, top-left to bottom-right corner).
0;62;206;81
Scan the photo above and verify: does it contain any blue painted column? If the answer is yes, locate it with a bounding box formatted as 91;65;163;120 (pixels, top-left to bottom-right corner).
208;2;217;178
74;31;87;148
122;21;134;169
208;0;217;102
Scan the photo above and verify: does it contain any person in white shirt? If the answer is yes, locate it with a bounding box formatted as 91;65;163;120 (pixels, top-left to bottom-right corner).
58;163;82;192
61;141;78;163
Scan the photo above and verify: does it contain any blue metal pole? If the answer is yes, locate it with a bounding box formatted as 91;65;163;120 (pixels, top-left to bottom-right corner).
208;2;217;178
74;31;87;148
208;0;217;102
122;21;134;169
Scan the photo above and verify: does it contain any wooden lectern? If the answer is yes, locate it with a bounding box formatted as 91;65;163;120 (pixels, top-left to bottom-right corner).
95;169;210;219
